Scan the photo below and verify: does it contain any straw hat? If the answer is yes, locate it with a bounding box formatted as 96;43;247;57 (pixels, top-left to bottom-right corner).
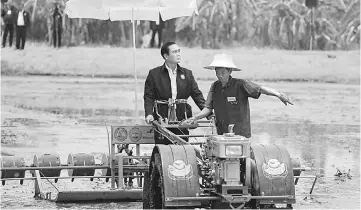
204;53;241;71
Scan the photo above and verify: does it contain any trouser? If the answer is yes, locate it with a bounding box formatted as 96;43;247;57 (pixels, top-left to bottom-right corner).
2;24;14;47
154;127;189;145
52;29;62;48
15;26;26;49
150;28;163;48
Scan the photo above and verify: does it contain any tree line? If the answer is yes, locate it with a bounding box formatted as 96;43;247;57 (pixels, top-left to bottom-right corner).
4;0;360;50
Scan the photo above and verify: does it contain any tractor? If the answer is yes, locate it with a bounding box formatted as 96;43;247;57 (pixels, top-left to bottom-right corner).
1;99;315;207
140;99;308;209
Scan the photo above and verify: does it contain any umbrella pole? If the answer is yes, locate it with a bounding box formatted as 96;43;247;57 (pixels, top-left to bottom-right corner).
132;7;139;123
132;6;142;187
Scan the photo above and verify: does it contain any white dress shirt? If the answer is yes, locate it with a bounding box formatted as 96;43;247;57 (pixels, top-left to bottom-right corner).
17;10;25;26
165;63;177;99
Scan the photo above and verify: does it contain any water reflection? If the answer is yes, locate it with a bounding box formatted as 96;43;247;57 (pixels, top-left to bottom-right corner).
252;122;360;177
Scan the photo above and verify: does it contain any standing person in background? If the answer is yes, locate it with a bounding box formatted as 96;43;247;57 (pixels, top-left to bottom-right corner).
149;14;165;48
51;4;62;48
15;2;30;50
1;1;16;48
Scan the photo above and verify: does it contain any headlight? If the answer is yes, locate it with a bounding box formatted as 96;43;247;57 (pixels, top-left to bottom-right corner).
225;145;243;156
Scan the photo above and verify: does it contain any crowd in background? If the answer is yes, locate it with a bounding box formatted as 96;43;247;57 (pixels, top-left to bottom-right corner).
1;0;167;50
1;0;64;49
1;1;30;49
3;0;357;50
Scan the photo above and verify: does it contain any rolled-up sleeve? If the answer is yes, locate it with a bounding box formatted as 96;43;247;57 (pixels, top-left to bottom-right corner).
241;80;261;99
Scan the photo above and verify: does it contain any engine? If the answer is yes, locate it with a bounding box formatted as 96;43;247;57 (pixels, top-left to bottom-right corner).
201;125;250;197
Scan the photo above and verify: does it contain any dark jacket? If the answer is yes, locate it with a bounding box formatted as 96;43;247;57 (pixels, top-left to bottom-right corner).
211;77;261;137
15;10;30;27
144;63;205;121
1;5;16;24
51;8;62;32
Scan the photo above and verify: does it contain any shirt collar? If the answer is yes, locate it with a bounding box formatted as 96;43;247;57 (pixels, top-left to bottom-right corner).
225;76;233;87
165;63;177;74
217;76;233;88
163;63;183;74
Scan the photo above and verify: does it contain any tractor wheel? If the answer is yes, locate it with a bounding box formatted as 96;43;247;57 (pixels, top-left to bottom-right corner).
248;156;277;209
240;158;251;187
248;146;293;210
142;170;150;209
149;152;167;209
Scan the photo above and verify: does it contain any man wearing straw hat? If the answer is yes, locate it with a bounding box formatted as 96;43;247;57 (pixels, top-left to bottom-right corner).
183;53;293;138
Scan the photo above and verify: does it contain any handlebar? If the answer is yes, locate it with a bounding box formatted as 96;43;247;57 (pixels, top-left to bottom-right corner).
155;99;187;105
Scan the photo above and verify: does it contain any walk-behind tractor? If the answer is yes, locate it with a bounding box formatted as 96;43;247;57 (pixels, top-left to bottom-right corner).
143;121;305;209
0;99;318;208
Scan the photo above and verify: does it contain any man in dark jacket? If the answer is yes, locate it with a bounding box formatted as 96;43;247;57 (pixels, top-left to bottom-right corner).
1;2;16;48
144;41;206;144
15;3;30;50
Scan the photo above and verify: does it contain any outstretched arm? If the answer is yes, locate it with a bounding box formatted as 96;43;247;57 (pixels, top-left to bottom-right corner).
260;86;293;106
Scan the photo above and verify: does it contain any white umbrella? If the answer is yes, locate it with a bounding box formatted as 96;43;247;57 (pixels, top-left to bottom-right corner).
64;0;198;123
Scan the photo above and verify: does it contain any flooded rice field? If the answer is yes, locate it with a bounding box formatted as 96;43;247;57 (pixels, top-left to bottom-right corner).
1;77;360;209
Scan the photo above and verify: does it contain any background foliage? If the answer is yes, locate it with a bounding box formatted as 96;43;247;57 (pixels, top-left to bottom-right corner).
2;0;360;50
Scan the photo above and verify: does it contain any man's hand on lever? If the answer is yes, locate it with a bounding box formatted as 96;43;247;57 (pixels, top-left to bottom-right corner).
145;115;154;124
181;108;213;126
182;117;196;125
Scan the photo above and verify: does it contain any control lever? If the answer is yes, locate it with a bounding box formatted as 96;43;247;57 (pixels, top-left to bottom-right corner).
228;124;235;133
225;124;235;137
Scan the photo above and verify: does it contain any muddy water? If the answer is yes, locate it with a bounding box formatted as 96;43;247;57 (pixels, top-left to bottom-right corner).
1;121;359;209
252;122;360;209
1;79;360;209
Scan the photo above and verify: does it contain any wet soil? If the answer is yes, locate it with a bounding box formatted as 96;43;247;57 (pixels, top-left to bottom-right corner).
1;77;360;209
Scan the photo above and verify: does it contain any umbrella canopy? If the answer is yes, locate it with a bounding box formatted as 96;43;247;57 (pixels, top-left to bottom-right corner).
64;0;199;122
64;0;198;21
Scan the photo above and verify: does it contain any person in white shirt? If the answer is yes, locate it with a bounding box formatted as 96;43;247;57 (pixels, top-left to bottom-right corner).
1;2;16;48
143;41;206;144
15;3;30;50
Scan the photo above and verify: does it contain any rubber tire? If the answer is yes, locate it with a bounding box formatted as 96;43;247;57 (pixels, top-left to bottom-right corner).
248;149;281;209
149;153;167;209
142;171;150;209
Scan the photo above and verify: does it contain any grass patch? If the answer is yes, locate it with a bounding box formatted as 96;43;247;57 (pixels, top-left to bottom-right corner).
1;43;360;84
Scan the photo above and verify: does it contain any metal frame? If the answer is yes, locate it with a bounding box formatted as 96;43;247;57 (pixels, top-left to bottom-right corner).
0;120;320;205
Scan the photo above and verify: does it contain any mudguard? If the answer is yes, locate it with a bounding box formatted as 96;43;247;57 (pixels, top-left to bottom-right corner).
250;143;296;204
152;144;201;207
